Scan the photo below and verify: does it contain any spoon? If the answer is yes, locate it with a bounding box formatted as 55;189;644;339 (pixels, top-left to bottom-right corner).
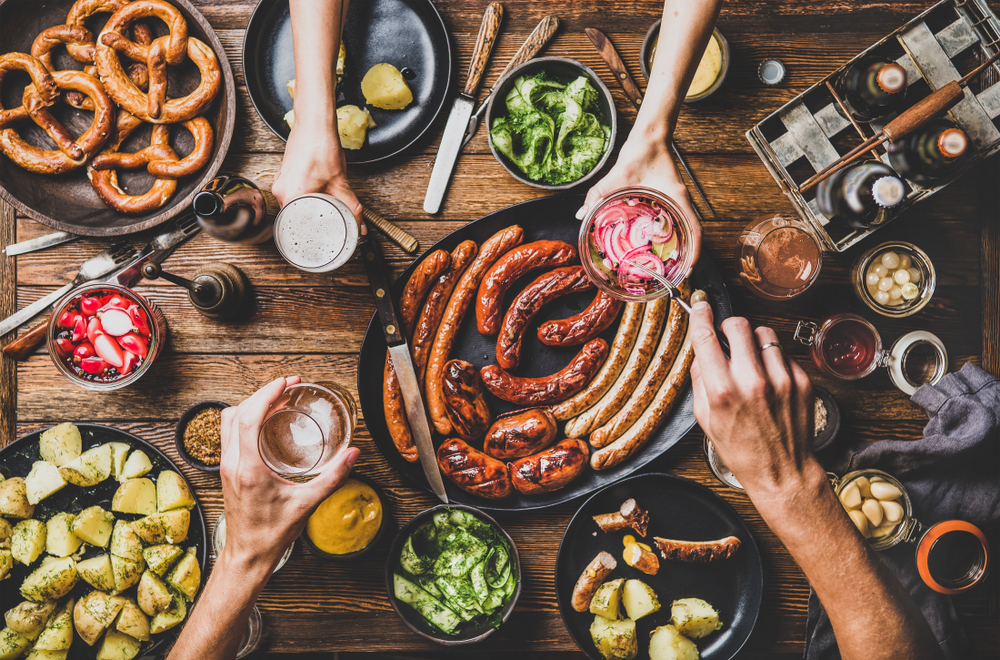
620;257;692;313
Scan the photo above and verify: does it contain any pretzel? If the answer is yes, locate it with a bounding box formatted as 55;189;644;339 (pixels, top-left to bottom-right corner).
87;111;179;213
0;70;116;174
147;116;212;177
0;53;58;129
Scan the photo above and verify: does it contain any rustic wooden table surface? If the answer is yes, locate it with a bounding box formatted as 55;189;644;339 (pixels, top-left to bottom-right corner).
2;0;998;658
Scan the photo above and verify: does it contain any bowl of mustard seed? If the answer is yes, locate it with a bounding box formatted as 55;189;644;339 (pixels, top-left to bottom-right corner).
175;401;229;472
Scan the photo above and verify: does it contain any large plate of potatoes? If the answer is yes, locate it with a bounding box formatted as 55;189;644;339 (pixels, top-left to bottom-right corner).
0;423;207;660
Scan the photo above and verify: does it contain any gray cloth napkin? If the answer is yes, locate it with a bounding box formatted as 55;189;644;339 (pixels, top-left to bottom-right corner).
805;362;1000;660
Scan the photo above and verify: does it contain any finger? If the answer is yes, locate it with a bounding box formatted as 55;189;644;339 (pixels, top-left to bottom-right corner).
220;406;237;456
720;316;765;377
671;191;703;265
690;356;711;426
579;178;612;221
236;377;291;457
753;326;792;393
300;446;360;507
688;300;729;377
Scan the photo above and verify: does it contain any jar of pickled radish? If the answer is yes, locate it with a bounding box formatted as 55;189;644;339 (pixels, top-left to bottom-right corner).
851;241;936;317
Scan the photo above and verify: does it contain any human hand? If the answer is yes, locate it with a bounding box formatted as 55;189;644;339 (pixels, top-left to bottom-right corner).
688;301;818;499
219;377;361;569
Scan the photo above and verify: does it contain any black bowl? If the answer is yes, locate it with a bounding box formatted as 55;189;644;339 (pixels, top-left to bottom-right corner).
485;56;617;191
640;20;730;103
384;504;522;645
812;386;841;453
174;401;229;472
300;472;392;561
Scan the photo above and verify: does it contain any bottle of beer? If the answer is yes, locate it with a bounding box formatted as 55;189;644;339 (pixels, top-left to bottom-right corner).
835;55;907;123
888;120;968;185
816;160;905;229
193;176;279;244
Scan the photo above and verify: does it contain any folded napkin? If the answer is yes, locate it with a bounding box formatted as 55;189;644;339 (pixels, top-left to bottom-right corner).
805;362;1000;660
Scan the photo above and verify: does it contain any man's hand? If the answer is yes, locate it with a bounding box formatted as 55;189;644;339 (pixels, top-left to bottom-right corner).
219;376;360;570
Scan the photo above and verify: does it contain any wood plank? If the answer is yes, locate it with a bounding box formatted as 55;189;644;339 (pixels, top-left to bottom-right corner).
982;157;999;376
0;198;15;447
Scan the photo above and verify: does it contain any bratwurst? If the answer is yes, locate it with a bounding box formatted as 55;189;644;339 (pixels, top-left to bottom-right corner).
480;339;609;406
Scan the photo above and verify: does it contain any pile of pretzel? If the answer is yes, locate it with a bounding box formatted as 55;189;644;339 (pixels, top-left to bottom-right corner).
0;0;221;214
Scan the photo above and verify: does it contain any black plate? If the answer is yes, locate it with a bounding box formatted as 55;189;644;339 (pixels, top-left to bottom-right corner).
357;194;732;510
243;0;452;164
555;473;763;660
0;424;208;658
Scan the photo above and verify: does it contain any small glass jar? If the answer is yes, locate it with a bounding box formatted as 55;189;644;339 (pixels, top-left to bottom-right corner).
235;605;263;659
736;214;823;301
47;282;167;391
852;241;935;317
213;512;293;573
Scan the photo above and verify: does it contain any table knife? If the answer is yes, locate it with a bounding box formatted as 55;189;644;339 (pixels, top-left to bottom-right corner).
3;231;79;257
423;2;503;215
584;28;715;218
462;14;559;147
358;233;448;503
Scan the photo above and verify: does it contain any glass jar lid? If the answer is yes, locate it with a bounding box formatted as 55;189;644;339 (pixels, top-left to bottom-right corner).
916;520;990;595
886;330;948;395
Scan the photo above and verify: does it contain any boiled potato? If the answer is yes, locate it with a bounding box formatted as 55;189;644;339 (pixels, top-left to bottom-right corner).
156;471;196;512
107;443;130;480
361;63;413;109
670;598;721;640
110;521;143;562
142;544;183;577
111;555;144;594
284;108;296;128
137;571;173;616
34;599;72;651
649;624;699;660
589;578;624;619
0;517;12;543
4;601;56;640
71;506;115;548
45;513;81;558
71;445;113;485
25;649;68;660
112;479;156;516
96;628;141;660
0;550;11;580
132;510;189;545
0;628;30;660
73;597;105;647
25;462;66;505
337;42;346;78
115;600;149;642
149;594;187;634
590;615;637;660
39;423;82;467
337;105;377;150
20;557;77;602
166;551;201;601
622;579;661;621
11;519;46;565
119;450;152;481
0;478;34;519
76;554;115;592
80;591;127;629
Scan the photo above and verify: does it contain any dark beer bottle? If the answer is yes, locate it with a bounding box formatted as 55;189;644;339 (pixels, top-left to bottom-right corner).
888;121;968;184
193;176;279;244
816;160;905;229
835;55;907;123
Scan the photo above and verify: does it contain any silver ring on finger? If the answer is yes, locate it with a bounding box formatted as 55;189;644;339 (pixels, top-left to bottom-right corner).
759;341;782;353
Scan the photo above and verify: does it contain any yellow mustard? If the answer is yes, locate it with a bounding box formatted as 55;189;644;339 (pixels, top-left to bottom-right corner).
648;33;723;99
306;478;382;555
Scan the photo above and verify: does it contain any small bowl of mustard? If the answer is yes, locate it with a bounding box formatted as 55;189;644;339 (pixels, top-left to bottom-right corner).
640;21;730;103
175;400;229;473
301;473;391;561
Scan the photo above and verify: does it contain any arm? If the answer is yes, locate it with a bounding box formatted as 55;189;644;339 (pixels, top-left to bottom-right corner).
578;0;722;262
167;377;361;660
272;0;364;227
688;303;943;660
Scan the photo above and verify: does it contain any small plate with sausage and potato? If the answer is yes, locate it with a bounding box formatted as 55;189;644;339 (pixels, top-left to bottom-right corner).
356;194;733;510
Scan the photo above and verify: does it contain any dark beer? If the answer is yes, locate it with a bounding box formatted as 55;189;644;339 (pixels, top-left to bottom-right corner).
835;55;907;123
816;160;905;229
888;121;968;184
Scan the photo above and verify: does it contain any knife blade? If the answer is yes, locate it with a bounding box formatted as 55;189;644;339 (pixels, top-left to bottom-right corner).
358;234;448;503
462;14;559;147
3;231;79;256
423;2;503;215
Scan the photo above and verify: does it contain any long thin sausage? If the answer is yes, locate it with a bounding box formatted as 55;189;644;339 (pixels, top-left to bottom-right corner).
654;535;741;562
427;226;525;435
536;291;623;346
480;339;608;406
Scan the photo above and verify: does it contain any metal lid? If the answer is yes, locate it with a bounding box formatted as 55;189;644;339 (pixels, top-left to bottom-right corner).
938;128;968;158
758;59;786;85
915;520;990;595
886;330;948;395
877;63;907;93
872;176;905;208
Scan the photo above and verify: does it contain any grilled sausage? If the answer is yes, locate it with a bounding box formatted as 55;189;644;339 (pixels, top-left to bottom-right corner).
550;303;645;421
592;498;650;537
496;266;593;370
436;438;513;499
483;408;558;460
508;438;589;495
427;226;524;435
481;339;609;406
571;551;617;612
476;240;578;336
442;359;493;441
537;291;623;346
653;535;742;562
383;360;417;462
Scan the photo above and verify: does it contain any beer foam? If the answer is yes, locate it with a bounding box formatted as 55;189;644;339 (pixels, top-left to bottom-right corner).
275;195;359;272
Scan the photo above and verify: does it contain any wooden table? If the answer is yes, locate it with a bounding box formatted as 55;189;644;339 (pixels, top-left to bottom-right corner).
2;0;998;657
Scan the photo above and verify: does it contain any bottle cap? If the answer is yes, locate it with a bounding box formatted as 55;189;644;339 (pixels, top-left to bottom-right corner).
758;59;786;86
877;63;907;94
872;176;905;208
938;128;968;158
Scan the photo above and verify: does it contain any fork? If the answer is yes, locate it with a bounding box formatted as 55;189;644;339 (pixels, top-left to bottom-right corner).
0;242;136;338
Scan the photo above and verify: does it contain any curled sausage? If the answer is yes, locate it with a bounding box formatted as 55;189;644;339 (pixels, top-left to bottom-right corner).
537;291;623;346
592;498;650;537
508;438;589;495
442;359;493;441
571;551;617;612
496;266;593;370
483;408;558;460
653;535;742;562
475;240;578;336
436;438;513;499
481;339;609;406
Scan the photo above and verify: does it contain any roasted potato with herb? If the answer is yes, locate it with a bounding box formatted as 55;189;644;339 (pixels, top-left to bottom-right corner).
45;513;81;558
115;599;150;642
0;627;31;660
166;551;201;601
590;615;638;660
361;63;413;110
97;628;141;660
137;571;173;616
112;478;156;516
11;519;46;565
76;555;115;592
4;601;56;640
110;521;144;562
111;555;144;594
589;578;624;619
119;450;152;481
143;544;184;577
20;557;77;602
39;423;82;467
34;598;73;651
0;478;34;519
670;597;721;639
622;579;660;621
132;510;189;545
107;442;130;480
337;105;377;150
25;462;66;505
156;471;196;512
71;506;115;548
149;593;187;634
60;445;112;486
648;624;699;660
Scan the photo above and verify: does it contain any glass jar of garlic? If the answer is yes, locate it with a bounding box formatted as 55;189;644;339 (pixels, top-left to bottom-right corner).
851;242;936;318
833;469;916;551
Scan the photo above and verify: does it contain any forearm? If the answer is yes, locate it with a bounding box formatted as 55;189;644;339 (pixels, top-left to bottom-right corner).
288;0;348;127
747;459;942;660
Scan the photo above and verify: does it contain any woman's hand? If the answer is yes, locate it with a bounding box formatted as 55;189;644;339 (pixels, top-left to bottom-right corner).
219;376;360;570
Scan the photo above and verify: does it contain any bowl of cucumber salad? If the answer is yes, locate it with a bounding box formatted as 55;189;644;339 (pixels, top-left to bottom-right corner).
385;504;521;644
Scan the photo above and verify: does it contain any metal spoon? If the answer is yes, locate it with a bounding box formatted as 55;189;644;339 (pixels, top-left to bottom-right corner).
620;257;691;313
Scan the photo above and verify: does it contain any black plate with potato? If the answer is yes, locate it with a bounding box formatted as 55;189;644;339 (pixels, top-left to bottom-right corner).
555;472;762;660
0;423;207;659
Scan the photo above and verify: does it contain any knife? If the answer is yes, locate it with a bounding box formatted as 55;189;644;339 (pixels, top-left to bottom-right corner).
423;2;504;215
462;14;559;147
358;233;448;503
3;231;80;257
584;28;715;218
2;215;201;361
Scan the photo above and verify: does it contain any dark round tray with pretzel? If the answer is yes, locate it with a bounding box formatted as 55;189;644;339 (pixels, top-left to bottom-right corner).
0;0;235;236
